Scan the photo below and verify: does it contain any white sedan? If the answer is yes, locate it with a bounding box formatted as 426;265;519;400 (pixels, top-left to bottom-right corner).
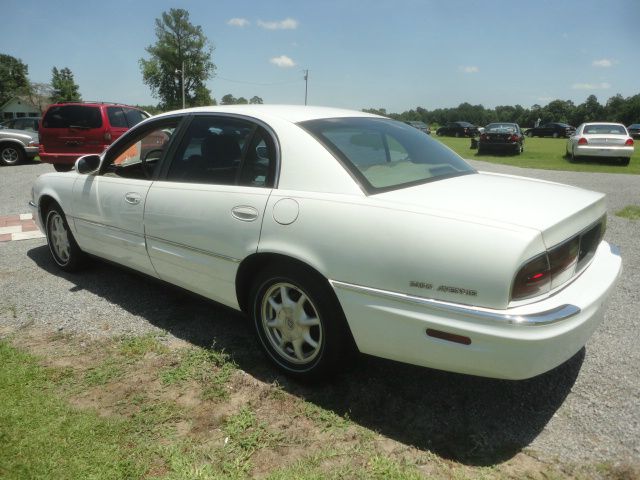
30;106;622;380
566;122;635;166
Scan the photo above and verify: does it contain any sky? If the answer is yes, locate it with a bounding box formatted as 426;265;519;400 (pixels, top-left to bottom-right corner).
2;0;638;113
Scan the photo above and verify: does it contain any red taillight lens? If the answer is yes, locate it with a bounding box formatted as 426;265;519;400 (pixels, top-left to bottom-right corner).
510;134;519;142
480;133;487;140
625;138;634;146
104;131;112;143
512;254;551;301
548;237;579;288
578;137;588;145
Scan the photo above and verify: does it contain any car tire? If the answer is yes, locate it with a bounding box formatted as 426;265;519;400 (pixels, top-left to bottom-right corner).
0;144;25;166
45;205;86;272
526;131;533;137
53;164;73;172
569;148;578;163
552;132;559;138
455;132;461;138
249;263;352;380
619;158;630;167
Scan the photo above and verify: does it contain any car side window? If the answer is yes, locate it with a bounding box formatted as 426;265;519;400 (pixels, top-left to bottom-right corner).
102;121;178;180
166;116;255;185
107;107;128;128
237;127;277;187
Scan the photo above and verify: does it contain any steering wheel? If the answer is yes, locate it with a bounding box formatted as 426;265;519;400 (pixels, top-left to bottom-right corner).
141;149;164;179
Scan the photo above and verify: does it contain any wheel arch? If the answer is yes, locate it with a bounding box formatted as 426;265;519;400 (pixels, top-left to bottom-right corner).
235;252;330;315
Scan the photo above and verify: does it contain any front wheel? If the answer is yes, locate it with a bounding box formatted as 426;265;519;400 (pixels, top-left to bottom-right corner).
45;205;86;271
0;144;25;166
249;264;352;380
552;132;559;138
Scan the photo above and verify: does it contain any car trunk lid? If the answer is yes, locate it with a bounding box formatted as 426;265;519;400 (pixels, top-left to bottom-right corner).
373;171;606;248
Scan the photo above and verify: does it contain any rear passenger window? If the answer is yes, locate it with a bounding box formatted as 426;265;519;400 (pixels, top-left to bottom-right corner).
107;107;128;128
124;108;149;127
42;105;102;129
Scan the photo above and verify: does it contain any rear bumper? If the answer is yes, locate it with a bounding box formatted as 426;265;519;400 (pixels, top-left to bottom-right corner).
574;145;634;158
331;241;622;380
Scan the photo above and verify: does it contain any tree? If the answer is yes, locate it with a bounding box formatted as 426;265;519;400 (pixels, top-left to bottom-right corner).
51;67;81;103
26;82;53;113
220;93;236;105
0;54;30;105
139;8;216;110
249;96;263;104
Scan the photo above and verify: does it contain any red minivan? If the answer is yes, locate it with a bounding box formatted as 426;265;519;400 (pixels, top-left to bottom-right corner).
39;102;150;171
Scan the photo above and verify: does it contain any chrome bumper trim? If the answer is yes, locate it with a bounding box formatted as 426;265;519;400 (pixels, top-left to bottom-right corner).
329;280;580;326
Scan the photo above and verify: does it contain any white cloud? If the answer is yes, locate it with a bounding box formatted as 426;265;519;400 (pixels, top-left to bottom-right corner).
571;82;611;90
592;58;614;68
270;55;296;68
258;18;298;30
458;66;479;74
227;18;250;27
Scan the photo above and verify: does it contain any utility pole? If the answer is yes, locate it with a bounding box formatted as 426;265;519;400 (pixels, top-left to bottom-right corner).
304;69;309;106
176;61;185;109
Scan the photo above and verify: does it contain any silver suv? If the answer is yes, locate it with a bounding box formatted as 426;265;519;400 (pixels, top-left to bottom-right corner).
0;128;39;166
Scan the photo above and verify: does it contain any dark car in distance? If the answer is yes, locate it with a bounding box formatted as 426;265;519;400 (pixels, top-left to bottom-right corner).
627;124;640;139
478;123;524;155
404;120;431;134
524;122;575;138
436;121;479;137
39;101;149;171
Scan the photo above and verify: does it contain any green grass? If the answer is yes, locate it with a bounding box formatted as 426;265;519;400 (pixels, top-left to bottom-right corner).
615;205;640;220
435;136;640;174
0;341;149;479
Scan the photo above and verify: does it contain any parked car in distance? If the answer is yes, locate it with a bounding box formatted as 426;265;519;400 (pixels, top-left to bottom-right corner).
0;116;41;132
0;128;39;166
39;102;150;171
626;124;640;139
404;120;431;134
31;105;622;381
524;122;575;138
566;122;634;166
436;121;479;137
478;123;524;155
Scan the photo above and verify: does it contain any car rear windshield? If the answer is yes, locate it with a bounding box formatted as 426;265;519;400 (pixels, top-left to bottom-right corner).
42;105;102;129
486;123;518;132
583;124;627;135
300;117;476;193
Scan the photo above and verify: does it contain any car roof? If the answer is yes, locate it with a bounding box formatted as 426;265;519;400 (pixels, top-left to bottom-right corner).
151;105;383;124
581;122;625;126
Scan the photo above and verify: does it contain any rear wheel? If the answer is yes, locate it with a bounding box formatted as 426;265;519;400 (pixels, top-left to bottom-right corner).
455;132;461;138
249;263;352;380
45;205;86;271
53;163;73;172
569;148;578;163
526;130;533;137
619;157;630;166
552;132;559;138
0;144;24;166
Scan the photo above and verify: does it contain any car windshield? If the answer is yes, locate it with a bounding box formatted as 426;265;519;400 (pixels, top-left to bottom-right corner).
300;117;476;193
486;123;517;133
583;124;627;135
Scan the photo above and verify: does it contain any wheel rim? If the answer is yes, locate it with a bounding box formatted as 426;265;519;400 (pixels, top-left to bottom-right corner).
1;147;19;164
48;212;71;263
260;282;323;365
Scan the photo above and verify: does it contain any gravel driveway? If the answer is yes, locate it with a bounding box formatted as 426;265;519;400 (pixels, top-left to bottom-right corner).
1;160;638;468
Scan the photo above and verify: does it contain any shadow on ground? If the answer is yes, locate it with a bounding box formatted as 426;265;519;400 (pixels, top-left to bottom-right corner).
28;245;583;466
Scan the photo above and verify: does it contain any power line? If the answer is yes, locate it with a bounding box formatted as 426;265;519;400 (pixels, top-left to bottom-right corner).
215;75;302;87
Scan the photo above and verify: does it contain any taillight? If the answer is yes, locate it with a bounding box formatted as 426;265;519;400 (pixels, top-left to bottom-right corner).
104;131;112;143
512;237;580;301
480;133;487;140
510;134;519;142
625;138;634;146
578;137;588;145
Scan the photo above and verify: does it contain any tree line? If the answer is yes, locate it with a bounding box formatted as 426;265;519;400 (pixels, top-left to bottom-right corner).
364;94;640;128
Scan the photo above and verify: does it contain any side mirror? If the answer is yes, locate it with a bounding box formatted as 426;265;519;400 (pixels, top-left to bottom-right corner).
75;154;101;174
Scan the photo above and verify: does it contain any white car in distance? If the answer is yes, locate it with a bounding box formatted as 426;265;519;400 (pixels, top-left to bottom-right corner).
30;105;622;381
566;122;634;166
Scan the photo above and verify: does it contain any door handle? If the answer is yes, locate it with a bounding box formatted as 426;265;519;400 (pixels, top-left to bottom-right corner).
231;205;259;222
124;192;142;205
